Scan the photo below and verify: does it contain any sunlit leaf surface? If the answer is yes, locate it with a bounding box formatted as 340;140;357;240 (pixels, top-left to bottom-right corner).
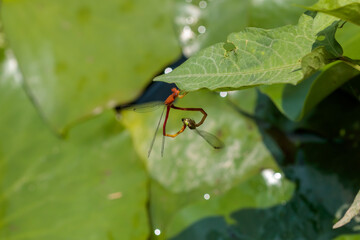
0;56;148;240
155;13;339;91
1;0;180;132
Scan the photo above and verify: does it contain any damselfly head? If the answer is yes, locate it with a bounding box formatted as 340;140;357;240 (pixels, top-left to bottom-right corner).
171;87;180;95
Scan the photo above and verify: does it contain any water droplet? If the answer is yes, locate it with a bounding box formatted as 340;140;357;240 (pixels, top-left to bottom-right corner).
274;172;282;180
199;1;207;8
204;193;210;200
220;92;228;98
164;67;173;74
198;25;206;34
261;169;281;186
180;26;194;42
154;229;161;236
6;57;18;73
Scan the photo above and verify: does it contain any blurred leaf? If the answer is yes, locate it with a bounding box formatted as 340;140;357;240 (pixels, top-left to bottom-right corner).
248;0;318;28
155;13;339;91
334;190;360;229
304;0;360;25
1;0;180;132
336;22;360;59
261;59;360;120
174;0;317;56
0;55;149;239
164;173;294;238
171;189;357;240
121;89;277;193
292;83;360;142
257;88;360;239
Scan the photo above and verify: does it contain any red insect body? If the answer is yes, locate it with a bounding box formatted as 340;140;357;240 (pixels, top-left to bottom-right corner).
164;88;180;105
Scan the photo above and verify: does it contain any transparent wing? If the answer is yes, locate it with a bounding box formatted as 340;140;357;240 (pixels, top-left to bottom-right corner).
161;135;165;157
148;105;166;158
126;101;163;113
194;129;225;149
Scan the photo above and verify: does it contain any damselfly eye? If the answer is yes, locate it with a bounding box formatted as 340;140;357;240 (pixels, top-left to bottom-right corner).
182;118;190;126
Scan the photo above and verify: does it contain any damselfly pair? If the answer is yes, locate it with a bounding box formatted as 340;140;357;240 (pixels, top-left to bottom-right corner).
134;88;224;157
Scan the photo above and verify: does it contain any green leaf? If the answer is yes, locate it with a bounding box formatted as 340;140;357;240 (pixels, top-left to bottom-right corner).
258;20;359;121
0;56;149;239
312;21;343;57
155;13;339;92
1;0;180;133
333;190;360;229
261;59;360;120
304;0;360;26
